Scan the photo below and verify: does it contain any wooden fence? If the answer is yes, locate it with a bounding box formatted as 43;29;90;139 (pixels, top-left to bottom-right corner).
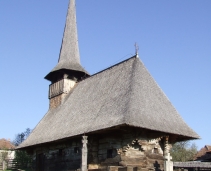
6;159;32;170
0;162;2;170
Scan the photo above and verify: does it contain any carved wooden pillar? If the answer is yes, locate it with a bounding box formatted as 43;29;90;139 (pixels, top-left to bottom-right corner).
164;136;173;171
164;136;170;155
81;136;88;171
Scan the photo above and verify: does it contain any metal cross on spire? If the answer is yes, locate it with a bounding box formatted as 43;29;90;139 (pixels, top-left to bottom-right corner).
134;42;139;58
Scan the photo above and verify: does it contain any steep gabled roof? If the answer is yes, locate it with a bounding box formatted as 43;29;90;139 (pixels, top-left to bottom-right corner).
0;139;15;150
195;145;211;161
45;0;88;81
18;57;199;149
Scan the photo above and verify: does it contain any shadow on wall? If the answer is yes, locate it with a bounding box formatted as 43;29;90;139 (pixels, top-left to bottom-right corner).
154;161;161;171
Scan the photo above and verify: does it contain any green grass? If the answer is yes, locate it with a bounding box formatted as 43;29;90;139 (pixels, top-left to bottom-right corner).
4;169;31;171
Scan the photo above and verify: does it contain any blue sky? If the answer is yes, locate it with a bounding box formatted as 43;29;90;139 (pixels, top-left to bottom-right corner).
0;0;210;150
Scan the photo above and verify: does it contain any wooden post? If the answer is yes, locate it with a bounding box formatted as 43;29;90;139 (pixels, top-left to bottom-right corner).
164;136;173;171
81;136;88;171
164;136;170;155
3;160;6;170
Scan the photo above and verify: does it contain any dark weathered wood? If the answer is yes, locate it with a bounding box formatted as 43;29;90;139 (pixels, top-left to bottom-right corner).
29;127;168;171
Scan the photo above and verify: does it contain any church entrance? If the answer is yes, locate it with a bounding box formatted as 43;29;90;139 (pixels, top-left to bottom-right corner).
36;153;45;171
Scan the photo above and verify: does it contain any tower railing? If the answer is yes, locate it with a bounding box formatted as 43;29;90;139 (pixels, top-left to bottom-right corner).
49;79;65;99
49;78;75;99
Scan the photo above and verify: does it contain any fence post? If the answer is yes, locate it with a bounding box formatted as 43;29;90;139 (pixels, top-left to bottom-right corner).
3;160;7;170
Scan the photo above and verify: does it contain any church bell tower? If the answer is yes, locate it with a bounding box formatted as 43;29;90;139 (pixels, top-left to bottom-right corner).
44;0;89;109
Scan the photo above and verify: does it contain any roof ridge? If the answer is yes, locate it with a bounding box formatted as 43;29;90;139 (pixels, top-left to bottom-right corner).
123;58;140;123
79;55;137;82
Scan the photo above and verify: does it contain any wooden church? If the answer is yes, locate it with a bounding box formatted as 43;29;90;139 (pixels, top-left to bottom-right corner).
18;0;199;171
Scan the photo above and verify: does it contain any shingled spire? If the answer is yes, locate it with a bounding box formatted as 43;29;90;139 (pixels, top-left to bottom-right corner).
45;0;89;109
45;0;89;82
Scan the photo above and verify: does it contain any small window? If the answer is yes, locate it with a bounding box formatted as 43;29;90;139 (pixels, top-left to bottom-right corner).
74;147;80;154
58;149;63;156
154;148;158;154
107;149;113;158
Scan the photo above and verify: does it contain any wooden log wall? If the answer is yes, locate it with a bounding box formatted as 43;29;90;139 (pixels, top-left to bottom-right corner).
88;132;165;171
32;139;82;171
31;131;168;171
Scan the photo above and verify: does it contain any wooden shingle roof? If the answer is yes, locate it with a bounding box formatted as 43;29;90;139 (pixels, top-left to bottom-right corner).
174;162;211;168
18;56;199;149
195;145;211;161
45;0;88;81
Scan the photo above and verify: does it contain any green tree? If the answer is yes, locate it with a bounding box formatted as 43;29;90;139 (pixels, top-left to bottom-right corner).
13;128;31;146
170;141;198;162
14;150;32;169
13;128;32;170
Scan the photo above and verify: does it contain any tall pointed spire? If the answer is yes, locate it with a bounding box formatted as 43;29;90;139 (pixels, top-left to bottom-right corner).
45;0;89;82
